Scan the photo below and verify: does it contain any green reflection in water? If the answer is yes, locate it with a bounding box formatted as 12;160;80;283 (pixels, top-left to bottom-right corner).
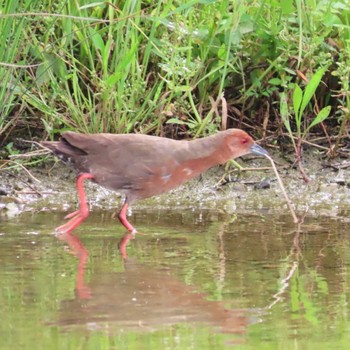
0;209;350;349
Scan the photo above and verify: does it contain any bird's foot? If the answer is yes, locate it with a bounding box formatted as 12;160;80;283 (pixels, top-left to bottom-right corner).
55;210;88;234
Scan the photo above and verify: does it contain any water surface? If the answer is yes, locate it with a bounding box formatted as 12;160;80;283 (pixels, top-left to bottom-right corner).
1;208;350;349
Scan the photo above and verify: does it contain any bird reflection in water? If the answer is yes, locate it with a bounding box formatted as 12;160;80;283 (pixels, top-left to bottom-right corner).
54;232;250;336
56;232;92;299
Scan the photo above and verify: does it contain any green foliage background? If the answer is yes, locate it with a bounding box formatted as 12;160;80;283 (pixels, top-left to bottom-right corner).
0;0;349;142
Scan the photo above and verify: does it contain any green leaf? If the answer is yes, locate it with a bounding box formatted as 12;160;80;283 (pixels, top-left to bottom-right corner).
106;44;137;87
173;85;193;92
88;27;105;52
217;43;226;60
284;67;296;75
166;118;187;125
293;84;303;131
229;30;241;45
36;63;51;85
268;78;282;86
299;68;325;119
280;93;292;134
238;14;254;34
79;2;105;10
281;0;294;14
166;118;197;129
304;106;331;134
47;54;67;80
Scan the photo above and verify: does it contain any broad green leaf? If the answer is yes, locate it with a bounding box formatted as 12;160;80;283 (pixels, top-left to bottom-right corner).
323;13;342;27
229;30;241;45
238;14;254;34
88;27;105;52
36;63;51;85
269;78;282;86
305;105;331;134
45;54;67;81
281;0;294;14
217;43;226;60
293;84;303;132
299;68;325;119
284;67;297;75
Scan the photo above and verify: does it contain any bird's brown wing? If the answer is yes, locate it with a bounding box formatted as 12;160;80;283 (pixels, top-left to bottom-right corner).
61;132;188;199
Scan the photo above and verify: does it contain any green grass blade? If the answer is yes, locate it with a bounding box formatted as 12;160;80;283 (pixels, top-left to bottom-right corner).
293;84;303;135
304;105;331;134
295;0;303;68
299;68;325;119
106;42;138;87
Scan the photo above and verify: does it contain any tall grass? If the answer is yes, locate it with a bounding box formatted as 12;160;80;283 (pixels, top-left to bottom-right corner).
0;0;349;145
0;0;36;141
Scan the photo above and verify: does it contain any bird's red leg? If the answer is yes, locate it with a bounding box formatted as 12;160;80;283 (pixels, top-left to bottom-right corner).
55;173;94;234
118;201;137;233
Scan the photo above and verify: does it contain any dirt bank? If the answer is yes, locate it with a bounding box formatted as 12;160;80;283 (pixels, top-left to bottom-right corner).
1;150;350;221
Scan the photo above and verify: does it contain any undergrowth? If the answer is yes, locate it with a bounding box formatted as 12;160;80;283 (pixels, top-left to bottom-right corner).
0;0;349;158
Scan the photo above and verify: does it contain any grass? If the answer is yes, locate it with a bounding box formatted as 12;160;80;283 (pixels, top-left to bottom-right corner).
281;68;331;182
0;0;349;161
0;0;35;140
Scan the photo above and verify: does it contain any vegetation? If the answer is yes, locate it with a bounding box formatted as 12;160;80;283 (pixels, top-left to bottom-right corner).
0;0;349;161
280;68;331;182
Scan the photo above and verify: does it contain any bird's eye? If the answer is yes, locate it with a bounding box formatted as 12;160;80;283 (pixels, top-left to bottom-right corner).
241;138;248;144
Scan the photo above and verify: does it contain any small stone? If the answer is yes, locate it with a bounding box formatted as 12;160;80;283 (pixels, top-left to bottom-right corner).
0;188;9;196
254;180;271;190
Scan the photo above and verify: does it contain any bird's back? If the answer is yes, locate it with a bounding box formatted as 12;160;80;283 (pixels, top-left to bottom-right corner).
43;132;191;200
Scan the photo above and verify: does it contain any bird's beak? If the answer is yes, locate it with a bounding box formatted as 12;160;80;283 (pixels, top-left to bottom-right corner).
250;143;269;157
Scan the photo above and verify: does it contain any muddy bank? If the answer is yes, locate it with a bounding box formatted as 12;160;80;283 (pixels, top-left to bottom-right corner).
1;151;350;221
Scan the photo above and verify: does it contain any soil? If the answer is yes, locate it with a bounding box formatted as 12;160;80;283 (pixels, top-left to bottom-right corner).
1;150;350;222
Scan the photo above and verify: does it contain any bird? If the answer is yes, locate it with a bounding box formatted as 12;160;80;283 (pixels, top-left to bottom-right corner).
42;129;268;234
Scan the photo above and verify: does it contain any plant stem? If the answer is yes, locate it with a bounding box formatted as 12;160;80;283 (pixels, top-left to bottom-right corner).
296;137;310;183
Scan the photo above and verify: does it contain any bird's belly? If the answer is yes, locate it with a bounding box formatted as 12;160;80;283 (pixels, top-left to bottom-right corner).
92;164;204;201
137;166;202;199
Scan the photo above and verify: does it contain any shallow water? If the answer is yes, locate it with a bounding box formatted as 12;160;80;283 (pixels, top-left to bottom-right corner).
1;208;350;349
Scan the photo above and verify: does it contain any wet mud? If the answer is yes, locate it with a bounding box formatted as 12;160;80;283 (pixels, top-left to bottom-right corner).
1;150;350;221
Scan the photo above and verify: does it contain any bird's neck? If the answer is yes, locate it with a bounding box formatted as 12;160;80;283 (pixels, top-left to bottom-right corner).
180;135;228;177
189;134;228;164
